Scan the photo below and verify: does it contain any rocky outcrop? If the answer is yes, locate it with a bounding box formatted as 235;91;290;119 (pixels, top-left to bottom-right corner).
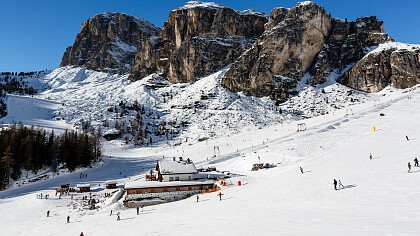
129;1;267;83
391;48;420;88
61;13;159;73
340;43;420;92
309;16;392;85
62;2;420;99
222;2;332;101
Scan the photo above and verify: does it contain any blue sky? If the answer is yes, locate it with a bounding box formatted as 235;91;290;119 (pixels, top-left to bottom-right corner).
0;0;419;72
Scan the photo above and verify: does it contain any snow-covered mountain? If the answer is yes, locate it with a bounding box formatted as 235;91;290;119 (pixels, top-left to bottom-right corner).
2;1;420;235
1;65;387;146
1;66;420;235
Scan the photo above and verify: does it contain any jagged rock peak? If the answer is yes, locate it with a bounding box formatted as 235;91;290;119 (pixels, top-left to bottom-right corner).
60;12;159;74
339;42;420;92
129;1;267;83
308;15;392;85
81;12;158;32
175;1;224;10
222;1;332;101
175;1;265;15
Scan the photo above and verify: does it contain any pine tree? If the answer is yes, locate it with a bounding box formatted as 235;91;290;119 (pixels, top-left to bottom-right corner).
1;147;14;185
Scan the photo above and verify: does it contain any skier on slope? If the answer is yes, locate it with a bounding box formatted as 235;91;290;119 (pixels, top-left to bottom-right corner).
300;167;304;174
333;179;338;190
47;210;50;217
406;135;410;141
136;206;139;215
338;180;344;189
196;195;199;202
414;157;419;167
67;215;70;223
217;192;224;201
408;162;412;173
117;212;120;221
370;153;372;160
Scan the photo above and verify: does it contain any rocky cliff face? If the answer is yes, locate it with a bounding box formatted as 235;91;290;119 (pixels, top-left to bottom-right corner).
309;16;392;85
222;2;332;101
62;1;420;101
61;13;159;73
340;43;420;92
129;1;267;83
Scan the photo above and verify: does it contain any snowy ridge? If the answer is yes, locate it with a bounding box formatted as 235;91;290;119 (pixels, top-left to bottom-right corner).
1;66;285;144
176;1;225;10
366;42;420;56
298;1;315;6
176;1;265;16
1;65;397;144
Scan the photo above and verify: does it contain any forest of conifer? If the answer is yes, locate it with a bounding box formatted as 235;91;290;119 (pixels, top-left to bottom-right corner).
0;124;101;189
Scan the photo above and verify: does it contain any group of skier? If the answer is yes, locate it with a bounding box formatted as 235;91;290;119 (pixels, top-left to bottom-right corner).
408;157;419;172
333;179;344;190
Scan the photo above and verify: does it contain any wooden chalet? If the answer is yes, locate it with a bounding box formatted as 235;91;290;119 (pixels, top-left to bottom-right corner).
77;183;91;192
155;157;198;182
124;158;218;207
124;179;217;207
105;180;117;189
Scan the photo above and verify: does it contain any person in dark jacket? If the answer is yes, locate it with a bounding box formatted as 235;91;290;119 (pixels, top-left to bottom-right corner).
414;157;419;167
408;162;412;173
47;210;50;217
300;167;303;174
67;215;70;223
333;179;338;190
217;192;224;201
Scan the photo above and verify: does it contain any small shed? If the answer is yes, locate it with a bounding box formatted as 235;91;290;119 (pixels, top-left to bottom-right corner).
60;184;70;189
105;180;117;189
77;184;91;192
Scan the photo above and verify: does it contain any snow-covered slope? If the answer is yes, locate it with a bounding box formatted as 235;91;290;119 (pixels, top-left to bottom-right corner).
1;66;383;145
1;74;420;235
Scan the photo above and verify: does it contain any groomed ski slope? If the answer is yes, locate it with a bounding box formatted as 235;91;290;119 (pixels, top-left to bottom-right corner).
1;86;420;235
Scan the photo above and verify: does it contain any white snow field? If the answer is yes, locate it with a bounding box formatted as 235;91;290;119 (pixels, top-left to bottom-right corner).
1;66;420;235
0;94;71;131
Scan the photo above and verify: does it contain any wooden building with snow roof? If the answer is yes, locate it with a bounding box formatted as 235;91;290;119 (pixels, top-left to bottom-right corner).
156;158;198;182
124;158;218;207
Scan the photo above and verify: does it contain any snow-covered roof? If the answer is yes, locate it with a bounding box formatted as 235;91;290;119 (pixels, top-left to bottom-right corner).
105;180;117;185
124;179;215;189
76;184;91;188
158;159;198;175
